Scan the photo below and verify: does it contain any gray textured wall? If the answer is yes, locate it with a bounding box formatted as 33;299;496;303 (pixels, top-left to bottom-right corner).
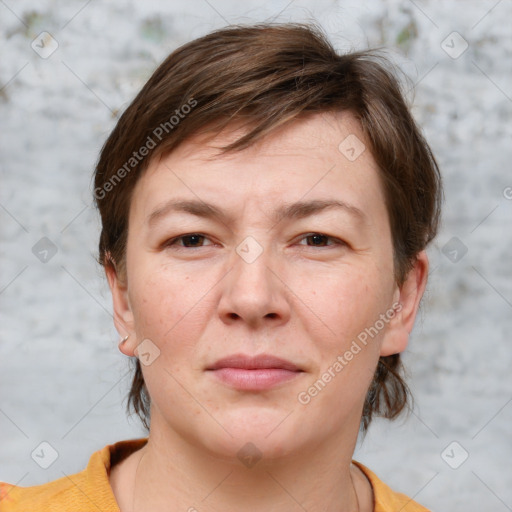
1;1;511;510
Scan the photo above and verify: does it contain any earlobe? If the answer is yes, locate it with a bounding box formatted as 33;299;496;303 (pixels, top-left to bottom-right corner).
105;263;136;356
380;251;429;357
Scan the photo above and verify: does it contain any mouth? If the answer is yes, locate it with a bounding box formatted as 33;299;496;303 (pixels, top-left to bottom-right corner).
205;354;304;391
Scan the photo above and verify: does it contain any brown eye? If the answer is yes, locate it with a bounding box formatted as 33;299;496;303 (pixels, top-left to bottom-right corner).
306;234;329;246
298;233;344;247
165;234;212;248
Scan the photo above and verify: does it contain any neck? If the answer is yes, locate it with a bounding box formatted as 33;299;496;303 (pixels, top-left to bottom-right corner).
124;418;362;512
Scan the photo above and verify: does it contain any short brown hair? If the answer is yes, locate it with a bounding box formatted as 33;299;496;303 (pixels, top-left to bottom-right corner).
94;22;442;433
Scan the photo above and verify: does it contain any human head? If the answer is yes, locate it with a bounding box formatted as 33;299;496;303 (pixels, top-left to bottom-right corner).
93;22;442;434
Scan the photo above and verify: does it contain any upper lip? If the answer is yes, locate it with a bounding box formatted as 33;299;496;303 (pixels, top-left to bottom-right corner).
206;354;302;372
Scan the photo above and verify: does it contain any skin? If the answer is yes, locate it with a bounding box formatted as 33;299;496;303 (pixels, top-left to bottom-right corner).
106;111;429;512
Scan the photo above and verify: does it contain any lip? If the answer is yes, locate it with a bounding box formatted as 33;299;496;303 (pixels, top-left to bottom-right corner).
206;354;304;391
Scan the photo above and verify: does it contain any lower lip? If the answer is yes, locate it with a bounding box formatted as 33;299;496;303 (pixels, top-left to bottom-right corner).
208;368;302;390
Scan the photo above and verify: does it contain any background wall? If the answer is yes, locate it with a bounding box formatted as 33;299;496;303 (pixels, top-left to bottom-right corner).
1;1;511;510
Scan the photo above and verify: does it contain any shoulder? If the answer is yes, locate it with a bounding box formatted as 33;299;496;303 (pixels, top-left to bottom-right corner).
0;470;104;512
0;439;147;512
352;460;431;512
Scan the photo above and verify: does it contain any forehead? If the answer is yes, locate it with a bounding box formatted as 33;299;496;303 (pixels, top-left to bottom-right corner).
169;111;366;165
129;111;387;228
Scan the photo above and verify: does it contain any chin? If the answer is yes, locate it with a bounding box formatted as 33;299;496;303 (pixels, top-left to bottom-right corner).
195;406;308;463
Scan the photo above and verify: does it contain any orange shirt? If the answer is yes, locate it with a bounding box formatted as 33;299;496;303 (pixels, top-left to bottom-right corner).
0;438;429;511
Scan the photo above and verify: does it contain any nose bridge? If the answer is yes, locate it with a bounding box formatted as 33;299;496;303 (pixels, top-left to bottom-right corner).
234;234;272;289
218;233;289;327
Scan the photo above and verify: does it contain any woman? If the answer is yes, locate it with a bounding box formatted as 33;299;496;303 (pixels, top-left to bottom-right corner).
0;22;441;512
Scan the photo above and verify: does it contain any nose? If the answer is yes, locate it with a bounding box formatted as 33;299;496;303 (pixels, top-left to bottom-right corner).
217;238;291;329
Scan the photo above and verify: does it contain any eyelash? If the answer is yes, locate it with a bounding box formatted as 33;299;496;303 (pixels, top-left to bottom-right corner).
163;233;346;249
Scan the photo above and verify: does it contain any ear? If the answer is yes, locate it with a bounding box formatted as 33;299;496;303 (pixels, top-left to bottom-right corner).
380;250;429;357
105;262;136;357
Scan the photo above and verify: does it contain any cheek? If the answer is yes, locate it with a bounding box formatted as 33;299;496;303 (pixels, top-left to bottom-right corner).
127;262;203;350
296;262;389;349
293;267;387;422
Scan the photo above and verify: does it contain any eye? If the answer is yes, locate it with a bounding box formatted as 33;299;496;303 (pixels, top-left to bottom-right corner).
163;233;214;249
162;232;345;250
297;233;345;248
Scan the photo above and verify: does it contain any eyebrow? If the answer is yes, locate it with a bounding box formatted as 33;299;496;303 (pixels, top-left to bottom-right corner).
146;198;367;228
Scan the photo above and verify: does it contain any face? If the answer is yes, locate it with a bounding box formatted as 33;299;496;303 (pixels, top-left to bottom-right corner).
109;111;427;461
